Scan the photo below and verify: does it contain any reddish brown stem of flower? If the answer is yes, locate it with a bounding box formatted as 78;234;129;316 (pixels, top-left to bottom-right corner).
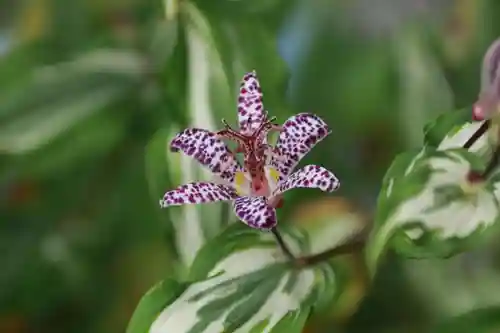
271;228;295;260
294;239;366;267
463;120;490;149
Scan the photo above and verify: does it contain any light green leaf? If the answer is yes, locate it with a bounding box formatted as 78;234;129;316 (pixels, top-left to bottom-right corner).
184;1;235;125
367;148;500;275
223;19;289;118
394;27;453;148
15;108;128;178
192;0;289;17
0;49;145;154
152;2;237;270
423;107;492;155
150;18;179;71
127;279;186;333
403;254;500;318
423;108;471;147
149;224;340;333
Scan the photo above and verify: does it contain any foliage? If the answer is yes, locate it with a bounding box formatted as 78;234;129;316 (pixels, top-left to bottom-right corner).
6;0;500;333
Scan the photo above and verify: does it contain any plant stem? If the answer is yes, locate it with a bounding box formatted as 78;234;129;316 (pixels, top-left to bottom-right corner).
481;145;500;179
463;120;490;149
271;227;295;260
294;239;366;267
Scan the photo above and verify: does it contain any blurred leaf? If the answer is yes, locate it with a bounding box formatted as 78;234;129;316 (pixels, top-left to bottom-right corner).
149;18;179;71
14;108;129;178
367;148;499;275
145;124;226;271
0;49;146;154
403;253;500;320
148;223;335;333
183;1;234;126
288;197;368;321
431;306;500;333
15;0;49;42
192;0;291;19
289;197;366;257
145;126;177;202
223;18;289;119
127;279;186;333
394;26;453;148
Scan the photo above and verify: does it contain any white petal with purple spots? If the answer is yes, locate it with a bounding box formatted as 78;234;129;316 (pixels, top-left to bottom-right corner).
272;113;331;180
170;128;242;183
160;182;238;207
238;71;266;135
273;165;340;196
232;196;277;230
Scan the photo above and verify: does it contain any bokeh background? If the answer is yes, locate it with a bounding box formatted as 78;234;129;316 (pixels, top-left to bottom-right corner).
3;0;500;332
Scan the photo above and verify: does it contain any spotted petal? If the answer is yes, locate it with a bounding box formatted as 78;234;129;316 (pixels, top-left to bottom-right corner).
160;182;238;208
238;71;265;135
170;128;242;183
233;196;277;230
273;165;340;196
272;113;330;180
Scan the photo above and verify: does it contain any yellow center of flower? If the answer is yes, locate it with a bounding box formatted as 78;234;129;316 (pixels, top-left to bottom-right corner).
233;167;280;197
234;171;248;196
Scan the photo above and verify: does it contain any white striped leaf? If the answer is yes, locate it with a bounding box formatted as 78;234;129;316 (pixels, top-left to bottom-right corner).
367;148;500;275
146;223;338;333
423;108;492;155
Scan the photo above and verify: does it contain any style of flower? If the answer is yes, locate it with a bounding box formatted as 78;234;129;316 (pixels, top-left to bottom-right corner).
215;71;287;194
160;112;340;230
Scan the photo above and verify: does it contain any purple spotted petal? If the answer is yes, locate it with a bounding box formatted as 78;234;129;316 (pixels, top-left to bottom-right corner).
272;165;339;196
170;128;242;183
271;113;331;180
238;71;266;135
160;182;238;208
232;196;277;230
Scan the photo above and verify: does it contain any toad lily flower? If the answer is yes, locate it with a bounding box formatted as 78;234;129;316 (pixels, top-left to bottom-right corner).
160;113;340;230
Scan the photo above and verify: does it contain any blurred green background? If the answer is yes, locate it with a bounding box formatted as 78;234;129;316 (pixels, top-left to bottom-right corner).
3;0;500;332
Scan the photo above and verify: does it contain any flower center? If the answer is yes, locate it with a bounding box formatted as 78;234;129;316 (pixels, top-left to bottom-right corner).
234;166;280;198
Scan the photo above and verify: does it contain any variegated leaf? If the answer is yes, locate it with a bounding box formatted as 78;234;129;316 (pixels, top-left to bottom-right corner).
367;148;500;275
147;224;338;333
423;107;492;155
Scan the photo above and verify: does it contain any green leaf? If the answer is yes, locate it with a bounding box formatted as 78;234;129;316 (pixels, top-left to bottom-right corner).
423;108;471;147
223;19;289;119
183;2;234;126
423;107;492;155
395;26;454;148
192;0;290;19
149;18;179;71
148;223;340;333
431;306;500;333
127;279;187;333
0;49;145;154
14;108;128;178
367;148;500;275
